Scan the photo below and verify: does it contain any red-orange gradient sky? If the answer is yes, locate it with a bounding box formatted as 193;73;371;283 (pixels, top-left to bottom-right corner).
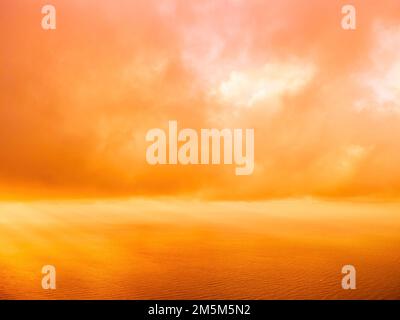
1;0;400;200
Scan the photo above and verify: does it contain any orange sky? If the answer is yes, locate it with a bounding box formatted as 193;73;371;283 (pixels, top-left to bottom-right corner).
1;0;400;200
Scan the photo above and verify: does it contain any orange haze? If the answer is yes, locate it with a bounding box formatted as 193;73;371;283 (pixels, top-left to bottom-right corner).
1;0;400;200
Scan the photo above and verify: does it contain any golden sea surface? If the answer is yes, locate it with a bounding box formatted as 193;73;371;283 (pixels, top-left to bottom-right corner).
0;199;399;299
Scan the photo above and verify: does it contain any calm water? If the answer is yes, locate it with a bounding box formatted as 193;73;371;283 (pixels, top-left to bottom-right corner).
0;199;399;299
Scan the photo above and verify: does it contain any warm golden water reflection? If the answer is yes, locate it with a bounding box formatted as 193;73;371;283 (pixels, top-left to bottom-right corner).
0;199;399;299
